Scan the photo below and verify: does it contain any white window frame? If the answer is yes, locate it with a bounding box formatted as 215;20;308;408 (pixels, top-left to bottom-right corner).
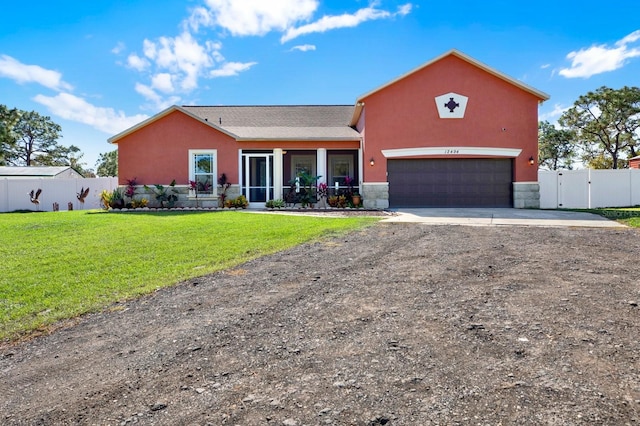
188;149;217;198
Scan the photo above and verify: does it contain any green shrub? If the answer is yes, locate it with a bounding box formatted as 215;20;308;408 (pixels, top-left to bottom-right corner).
224;195;249;209
143;180;179;208
100;188;124;210
266;199;285;209
234;195;249;209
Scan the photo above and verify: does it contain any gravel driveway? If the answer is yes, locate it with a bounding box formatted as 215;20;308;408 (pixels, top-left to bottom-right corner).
1;221;639;425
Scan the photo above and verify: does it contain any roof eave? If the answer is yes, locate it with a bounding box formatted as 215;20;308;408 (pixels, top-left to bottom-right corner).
349;102;365;127
235;137;362;142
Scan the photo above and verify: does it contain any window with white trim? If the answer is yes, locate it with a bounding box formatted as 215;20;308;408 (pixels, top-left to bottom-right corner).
189;149;217;197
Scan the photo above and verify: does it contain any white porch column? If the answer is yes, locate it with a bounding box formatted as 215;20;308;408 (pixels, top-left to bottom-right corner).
273;148;283;200
317;148;327;184
358;143;364;189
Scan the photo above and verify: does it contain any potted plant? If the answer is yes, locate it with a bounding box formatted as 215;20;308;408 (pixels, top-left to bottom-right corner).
351;193;362;207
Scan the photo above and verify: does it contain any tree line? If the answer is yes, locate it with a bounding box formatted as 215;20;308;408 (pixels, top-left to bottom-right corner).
0;105;119;177
539;86;640;170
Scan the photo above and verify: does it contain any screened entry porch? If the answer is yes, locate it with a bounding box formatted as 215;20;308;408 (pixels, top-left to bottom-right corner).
240;149;360;207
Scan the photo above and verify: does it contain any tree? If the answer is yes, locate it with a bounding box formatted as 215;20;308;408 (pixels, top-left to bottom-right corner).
538;121;576;170
96;150;118;177
0;105;22;165
37;144;95;177
0;106;91;172
584;153;628;170
3;109;63;166
559;86;640;169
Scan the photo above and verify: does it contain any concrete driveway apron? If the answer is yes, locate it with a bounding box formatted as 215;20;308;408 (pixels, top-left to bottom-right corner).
382;208;626;228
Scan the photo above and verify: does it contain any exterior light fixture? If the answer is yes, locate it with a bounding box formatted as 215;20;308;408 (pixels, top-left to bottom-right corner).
370;158;375;166
528;156;535;166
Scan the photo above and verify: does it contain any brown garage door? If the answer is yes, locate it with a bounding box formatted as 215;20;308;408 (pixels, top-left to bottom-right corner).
388;158;513;207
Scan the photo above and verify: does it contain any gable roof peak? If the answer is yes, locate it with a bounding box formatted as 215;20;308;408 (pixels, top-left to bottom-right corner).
108;105;238;144
355;48;550;103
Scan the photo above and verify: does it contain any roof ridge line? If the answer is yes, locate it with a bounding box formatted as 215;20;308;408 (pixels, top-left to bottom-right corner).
182;105;354;108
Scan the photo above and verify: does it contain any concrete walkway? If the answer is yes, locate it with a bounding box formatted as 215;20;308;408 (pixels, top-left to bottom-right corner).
381;208;626;228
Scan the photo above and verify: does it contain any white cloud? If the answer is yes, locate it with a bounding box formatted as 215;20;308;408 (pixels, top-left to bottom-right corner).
127;53;149;71
142;39;157;60
291;44;316;52
134;82;158;100
137;31;220;92
111;42;126;55
175;34;216;90
0;54;73;91
124;1;412;109
186;6;214;33
210;61;257;77
397;3;412;16
559;29;640;78
280;3;412;43
151;73;175;93
539;103;569;122
127;24;256;107
203;0;318;36
617;29;640;46
135;83;181;110
33;92;149;135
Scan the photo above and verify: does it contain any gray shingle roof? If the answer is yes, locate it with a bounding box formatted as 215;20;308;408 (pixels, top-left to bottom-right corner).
0;166;76;177
182;105;361;140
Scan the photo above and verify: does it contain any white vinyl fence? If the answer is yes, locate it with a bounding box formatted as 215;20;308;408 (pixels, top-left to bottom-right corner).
0;177;119;212
3;173;639;212
539;169;640;209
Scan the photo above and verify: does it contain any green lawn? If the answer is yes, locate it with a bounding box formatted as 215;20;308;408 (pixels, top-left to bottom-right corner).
582;207;640;226
621;217;640;227
567;207;640;227
616;209;640;227
0;210;379;340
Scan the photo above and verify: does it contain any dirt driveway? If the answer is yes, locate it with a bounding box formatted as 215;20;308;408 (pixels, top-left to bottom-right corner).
1;222;639;425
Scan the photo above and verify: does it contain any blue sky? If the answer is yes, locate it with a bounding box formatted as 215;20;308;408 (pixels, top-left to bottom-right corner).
1;0;639;170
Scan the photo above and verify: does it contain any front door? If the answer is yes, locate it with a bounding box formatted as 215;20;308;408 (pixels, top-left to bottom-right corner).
242;153;274;207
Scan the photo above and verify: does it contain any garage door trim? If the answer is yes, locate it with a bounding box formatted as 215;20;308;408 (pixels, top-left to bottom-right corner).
382;146;522;158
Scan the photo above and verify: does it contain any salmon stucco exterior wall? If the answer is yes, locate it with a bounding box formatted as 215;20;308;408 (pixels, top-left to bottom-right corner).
359;54;541;184
116;110;237;186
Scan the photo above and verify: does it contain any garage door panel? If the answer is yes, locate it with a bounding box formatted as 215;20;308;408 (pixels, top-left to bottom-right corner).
388;158;513;207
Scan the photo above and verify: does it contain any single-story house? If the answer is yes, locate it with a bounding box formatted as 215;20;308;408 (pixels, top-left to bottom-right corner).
110;49;549;209
0;166;84;179
629;156;640;169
